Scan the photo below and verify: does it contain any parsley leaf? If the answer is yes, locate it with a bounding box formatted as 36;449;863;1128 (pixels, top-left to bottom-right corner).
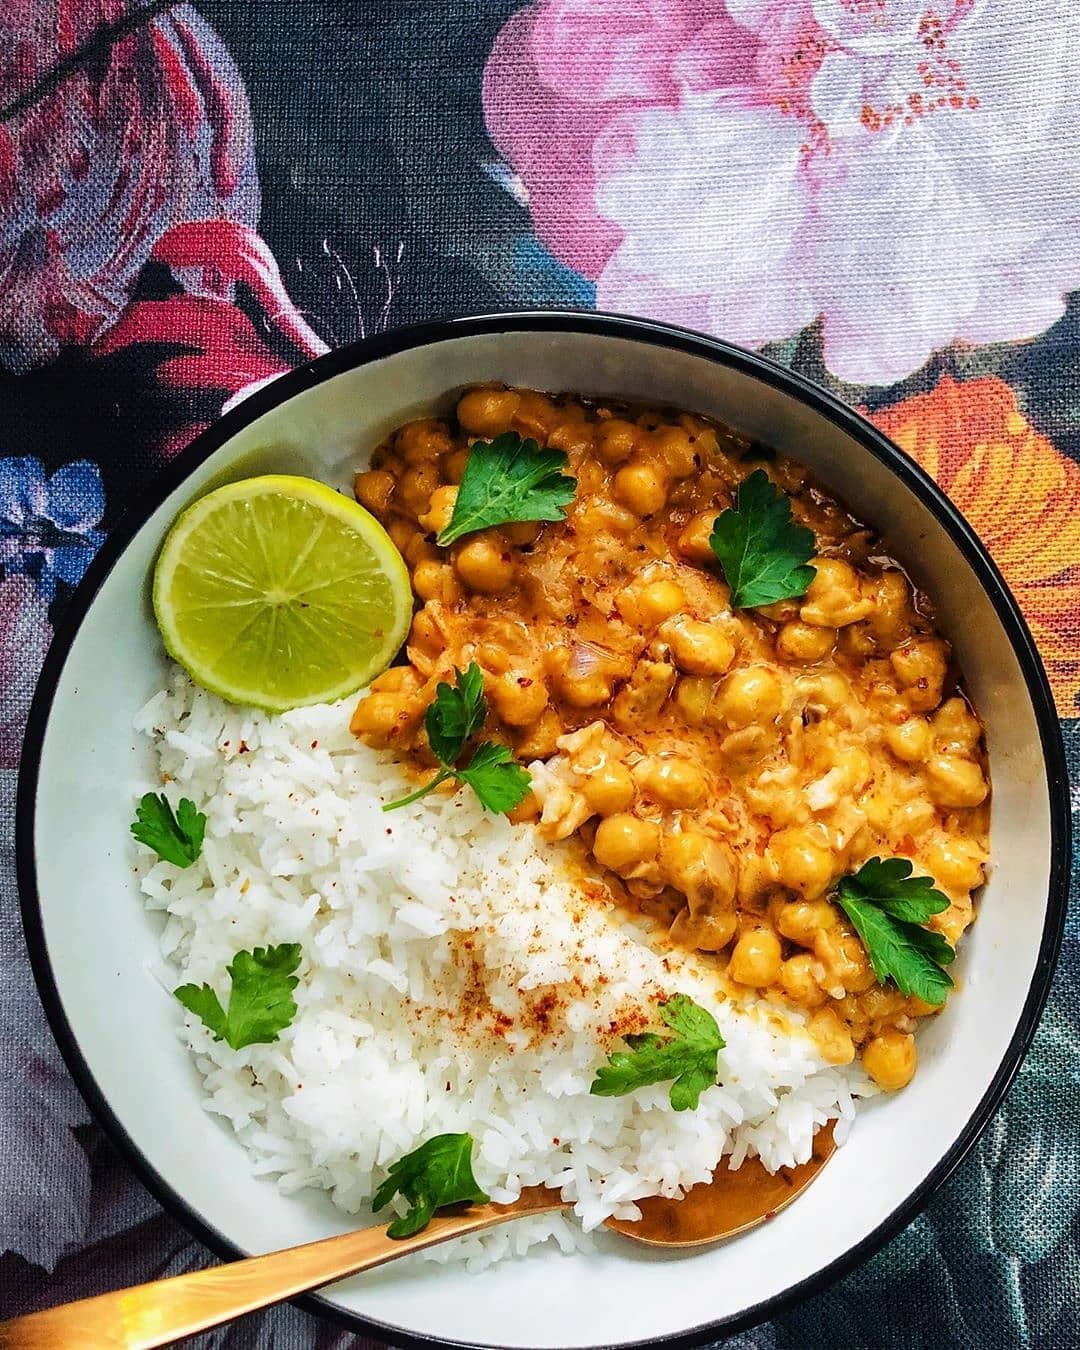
425;662;487;764
131;792;206;868
372;1133;488;1238
835;857;954;1006
174;944;302;1049
458;741;533;814
383;663;531;815
590;994;725;1111
708;469;816;608
436;432;576;546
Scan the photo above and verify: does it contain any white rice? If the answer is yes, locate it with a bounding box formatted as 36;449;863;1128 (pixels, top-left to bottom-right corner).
135;669;871;1268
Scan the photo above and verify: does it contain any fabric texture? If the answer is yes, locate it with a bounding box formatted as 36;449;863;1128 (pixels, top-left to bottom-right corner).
1;2;1078;1345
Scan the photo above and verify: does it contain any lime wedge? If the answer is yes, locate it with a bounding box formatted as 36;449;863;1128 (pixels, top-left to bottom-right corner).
153;475;412;711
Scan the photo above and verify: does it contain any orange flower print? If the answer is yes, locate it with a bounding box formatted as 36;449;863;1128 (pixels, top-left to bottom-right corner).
872;376;1080;718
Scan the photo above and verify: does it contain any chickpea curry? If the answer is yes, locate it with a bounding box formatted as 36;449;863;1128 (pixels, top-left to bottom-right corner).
351;384;990;1094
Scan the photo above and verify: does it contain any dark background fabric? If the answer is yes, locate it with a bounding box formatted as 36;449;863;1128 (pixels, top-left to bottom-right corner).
1;3;1078;1346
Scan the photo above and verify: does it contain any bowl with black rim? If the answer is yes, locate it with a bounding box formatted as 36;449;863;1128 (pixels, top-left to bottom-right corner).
18;311;1070;1348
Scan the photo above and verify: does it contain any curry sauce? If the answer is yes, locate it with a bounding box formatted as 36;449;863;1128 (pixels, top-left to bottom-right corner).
351;385;990;1091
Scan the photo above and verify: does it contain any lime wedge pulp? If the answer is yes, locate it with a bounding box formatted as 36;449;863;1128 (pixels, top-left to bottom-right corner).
153;475;413;711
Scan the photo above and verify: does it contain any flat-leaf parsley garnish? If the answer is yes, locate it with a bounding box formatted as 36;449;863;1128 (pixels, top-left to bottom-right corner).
174;944;302;1050
131;792;206;868
425;660;486;763
436;432;576;546
372;1132;488;1238
834;857;955;1006
590;994;725;1111
382;663;531;815
708;468;816;609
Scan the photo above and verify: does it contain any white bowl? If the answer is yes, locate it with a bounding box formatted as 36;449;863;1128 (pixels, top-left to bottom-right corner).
18;313;1070;1348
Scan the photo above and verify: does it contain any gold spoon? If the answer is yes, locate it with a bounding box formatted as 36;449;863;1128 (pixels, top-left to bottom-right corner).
0;1125;834;1349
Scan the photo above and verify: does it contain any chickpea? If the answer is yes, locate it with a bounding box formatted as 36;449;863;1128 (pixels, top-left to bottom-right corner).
370;665;421;695
650;426;697;478
581;761;636;816
779;953;827;1008
408;607;444;655
512;390;558;439
612;659;676;725
715;666;784;728
926;753;988;808
594;814;661;875
816;928;876;994
395;419;453;464
575;497;639;537
767;826;835;899
885;717;931;763
350;691;413;743
457;387;520;437
503;520;542;548
863;1031;917;1091
662;831;737;912
625;578;687;627
720;724;776;765
443;448;470;483
890;796;936;836
836;746;871;791
808;1008;855;1065
412;560;461;604
354;468;395;517
507;791;541;825
557;668;616;709
795;670;850;712
672;906;738;952
676;511;718;564
454;533;515;594
388;518;417;555
777;621;836;663
800;558;872;628
926;836;986;894
839;624;876;659
678;416;720;456
859;985;908;1026
661;615;736;676
614;459;668;517
890;638;948;711
776;898;837;946
932;697;982;754
867;570;912;643
547;420;595;456
632;755;707;808
488;671;549;727
398;463;441;516
514;707;564;760
674;675;715;725
758;598;801;623
418;484;458;536
728;927;783;987
595;418;638;465
403;532;438;568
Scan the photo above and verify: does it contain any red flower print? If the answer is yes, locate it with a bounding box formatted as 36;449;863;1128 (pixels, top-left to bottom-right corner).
0;0;259;373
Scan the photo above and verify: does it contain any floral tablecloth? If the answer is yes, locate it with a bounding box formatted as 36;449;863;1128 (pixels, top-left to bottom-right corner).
2;2;1078;1346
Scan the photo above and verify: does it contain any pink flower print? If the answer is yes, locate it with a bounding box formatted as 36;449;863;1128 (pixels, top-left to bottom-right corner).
0;0;259;373
485;0;1080;385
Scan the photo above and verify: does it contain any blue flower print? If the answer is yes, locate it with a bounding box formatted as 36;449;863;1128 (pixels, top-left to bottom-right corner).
0;458;105;601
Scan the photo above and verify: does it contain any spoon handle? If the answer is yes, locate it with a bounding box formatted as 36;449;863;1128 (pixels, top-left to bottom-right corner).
0;1194;565;1350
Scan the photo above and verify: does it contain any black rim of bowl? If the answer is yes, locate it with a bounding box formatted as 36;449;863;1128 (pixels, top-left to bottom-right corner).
17;310;1072;1350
